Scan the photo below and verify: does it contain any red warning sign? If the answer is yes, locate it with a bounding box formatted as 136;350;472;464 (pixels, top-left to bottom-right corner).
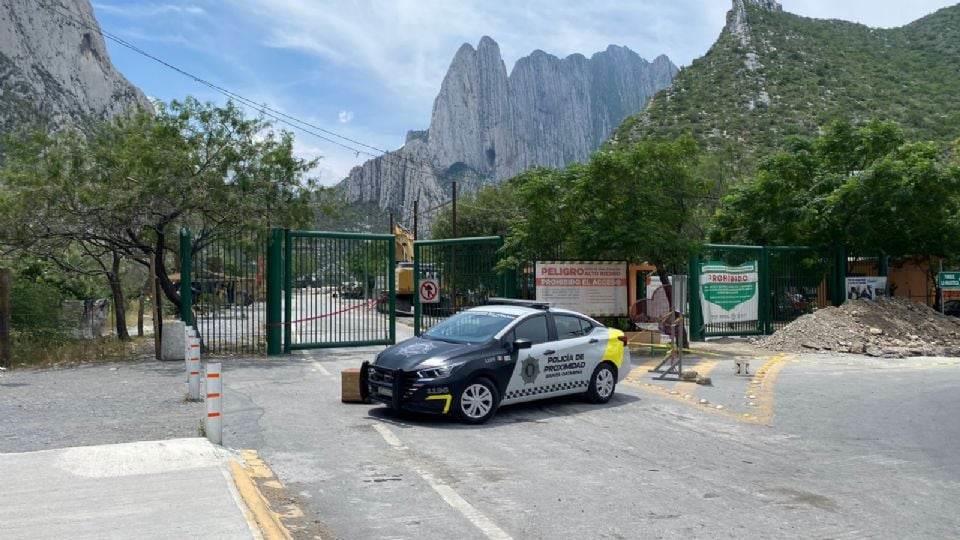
419;279;439;304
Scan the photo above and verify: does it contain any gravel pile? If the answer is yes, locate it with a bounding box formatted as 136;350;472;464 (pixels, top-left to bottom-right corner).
760;298;960;357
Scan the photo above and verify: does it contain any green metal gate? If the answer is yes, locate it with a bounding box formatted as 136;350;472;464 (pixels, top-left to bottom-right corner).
413;237;507;335
689;244;842;341
282;230;395;352
179;227;269;355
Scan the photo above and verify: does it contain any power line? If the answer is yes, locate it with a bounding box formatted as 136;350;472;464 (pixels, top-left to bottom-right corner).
37;0;442;178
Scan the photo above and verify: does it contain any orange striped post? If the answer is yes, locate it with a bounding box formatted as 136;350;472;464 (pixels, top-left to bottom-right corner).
187;330;201;401
205;362;223;445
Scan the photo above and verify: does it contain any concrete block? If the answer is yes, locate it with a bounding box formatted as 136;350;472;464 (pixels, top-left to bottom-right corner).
160;320;186;361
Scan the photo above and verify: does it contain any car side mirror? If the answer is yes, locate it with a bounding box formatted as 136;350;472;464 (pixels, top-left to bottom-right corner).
513;339;533;351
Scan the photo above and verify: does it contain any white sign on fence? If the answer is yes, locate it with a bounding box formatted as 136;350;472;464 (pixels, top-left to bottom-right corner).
699;261;759;324
418;278;440;304
535;261;628;317
845;276;887;300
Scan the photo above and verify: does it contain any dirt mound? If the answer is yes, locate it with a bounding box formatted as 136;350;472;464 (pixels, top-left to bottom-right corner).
760;298;960;357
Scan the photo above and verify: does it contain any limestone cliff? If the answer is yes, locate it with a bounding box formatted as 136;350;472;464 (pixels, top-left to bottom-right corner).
0;0;150;136
341;36;677;218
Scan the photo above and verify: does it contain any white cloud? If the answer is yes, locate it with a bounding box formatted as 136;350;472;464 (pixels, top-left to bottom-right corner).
93;2;206;17
338;110;354;124
243;0;723;106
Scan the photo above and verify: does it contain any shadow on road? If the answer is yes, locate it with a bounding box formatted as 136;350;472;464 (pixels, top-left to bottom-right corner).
365;391;641;430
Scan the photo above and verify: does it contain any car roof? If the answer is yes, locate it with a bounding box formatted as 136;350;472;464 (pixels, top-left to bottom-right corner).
466;304;594;319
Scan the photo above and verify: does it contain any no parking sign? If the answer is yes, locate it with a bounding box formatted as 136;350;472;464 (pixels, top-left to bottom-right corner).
419;278;440;304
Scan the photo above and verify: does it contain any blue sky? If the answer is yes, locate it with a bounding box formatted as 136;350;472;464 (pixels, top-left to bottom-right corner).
94;0;957;185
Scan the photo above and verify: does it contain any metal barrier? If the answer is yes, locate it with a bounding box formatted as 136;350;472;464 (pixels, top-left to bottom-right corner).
283;230;395;351
689;244;843;341
413;237;506;336
181;228;268;355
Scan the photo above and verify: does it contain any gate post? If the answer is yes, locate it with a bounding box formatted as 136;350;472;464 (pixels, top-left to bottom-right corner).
388;235;396;345
179;228;193;326
266;228;284;356
831;245;847;307
413;242;421;336
688;252;704;342
283;229;293;354
759;246;772;335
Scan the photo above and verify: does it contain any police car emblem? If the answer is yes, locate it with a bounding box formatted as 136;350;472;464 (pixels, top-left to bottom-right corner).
521;356;540;384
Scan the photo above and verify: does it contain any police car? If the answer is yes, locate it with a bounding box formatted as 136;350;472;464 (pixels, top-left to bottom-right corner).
363;299;631;424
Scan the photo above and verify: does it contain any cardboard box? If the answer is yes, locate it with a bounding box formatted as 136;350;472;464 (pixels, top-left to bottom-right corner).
341;367;364;403
625;330;662;345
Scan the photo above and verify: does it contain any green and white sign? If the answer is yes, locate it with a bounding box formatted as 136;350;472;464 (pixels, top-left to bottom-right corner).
939;271;960;291
700;261;759;324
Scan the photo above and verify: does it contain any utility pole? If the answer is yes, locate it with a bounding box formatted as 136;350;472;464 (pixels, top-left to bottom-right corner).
413;199;419;240
0;268;11;369
452;181;458;238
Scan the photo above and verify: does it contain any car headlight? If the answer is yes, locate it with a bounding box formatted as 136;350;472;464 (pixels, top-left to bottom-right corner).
416;365;452;379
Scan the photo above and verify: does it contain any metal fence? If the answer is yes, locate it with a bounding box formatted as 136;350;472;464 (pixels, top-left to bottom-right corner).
413;237;506;335
182;228;268;355
689;244;843;341
284;230;395;351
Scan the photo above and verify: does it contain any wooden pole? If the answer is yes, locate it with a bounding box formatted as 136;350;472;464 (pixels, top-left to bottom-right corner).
0;268;11;369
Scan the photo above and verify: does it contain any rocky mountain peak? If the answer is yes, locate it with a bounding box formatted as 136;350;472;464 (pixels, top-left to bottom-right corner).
0;0;150;135
341;37;677;225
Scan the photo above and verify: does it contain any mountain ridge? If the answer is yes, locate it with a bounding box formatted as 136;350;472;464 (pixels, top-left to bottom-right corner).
0;0;150;137
611;0;960;166
340;36;677;222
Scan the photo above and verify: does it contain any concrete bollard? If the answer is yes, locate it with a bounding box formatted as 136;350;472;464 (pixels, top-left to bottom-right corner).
187;334;201;401
205;362;222;445
184;327;197;382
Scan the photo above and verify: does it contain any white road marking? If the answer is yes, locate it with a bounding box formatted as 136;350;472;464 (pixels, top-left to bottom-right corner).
372;423;513;540
311;362;331;376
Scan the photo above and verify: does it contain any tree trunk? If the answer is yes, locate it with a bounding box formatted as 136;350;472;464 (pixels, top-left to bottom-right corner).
108;253;130;341
154;230;182;312
654;261;673;310
137;292;145;337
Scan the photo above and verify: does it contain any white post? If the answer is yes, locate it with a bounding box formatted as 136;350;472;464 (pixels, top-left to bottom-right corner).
187;335;201;401
184;327;197;382
205;362;222;445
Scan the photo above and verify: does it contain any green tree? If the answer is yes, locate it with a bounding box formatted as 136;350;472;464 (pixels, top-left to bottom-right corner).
712;119;960;260
0;98;317;338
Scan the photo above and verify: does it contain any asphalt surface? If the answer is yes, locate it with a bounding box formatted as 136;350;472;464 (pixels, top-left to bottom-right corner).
0;360;203;453
3;327;959;539
220;339;960;539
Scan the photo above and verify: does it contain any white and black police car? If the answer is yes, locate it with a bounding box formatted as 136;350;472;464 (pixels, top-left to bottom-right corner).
362;299;631;424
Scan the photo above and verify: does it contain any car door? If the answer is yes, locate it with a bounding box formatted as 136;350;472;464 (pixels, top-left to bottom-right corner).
500;314;556;405
545;314;596;392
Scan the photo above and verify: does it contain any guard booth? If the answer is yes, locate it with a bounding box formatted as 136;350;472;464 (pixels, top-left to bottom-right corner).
412;237;511;335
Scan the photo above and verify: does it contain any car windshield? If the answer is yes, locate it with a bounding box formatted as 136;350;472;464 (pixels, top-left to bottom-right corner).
422;311;517;344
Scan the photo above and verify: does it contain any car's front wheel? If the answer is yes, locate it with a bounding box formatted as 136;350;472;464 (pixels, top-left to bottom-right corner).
586;362;617;404
456;377;499;424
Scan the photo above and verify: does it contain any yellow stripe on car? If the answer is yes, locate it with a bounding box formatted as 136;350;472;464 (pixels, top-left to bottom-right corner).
603;329;625;368
425;394;453;414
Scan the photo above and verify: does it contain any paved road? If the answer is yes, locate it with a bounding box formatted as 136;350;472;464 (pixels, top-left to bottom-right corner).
221;345;960;539
1;438;254;539
3;332;958;539
0;360;203;453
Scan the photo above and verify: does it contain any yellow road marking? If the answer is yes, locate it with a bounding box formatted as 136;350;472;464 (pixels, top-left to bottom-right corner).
622;354;791;426
229;457;292;540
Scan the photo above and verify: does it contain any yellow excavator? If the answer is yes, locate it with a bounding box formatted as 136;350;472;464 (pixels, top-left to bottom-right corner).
392;223;416;316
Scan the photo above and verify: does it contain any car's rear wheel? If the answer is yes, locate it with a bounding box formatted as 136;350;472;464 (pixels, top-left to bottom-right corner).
586;362;617;404
456;377;499;424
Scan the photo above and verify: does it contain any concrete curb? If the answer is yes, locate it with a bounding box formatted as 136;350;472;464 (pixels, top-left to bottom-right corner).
229;459;292;540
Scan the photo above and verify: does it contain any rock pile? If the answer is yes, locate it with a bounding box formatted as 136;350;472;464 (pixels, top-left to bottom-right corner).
760;298;960;357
